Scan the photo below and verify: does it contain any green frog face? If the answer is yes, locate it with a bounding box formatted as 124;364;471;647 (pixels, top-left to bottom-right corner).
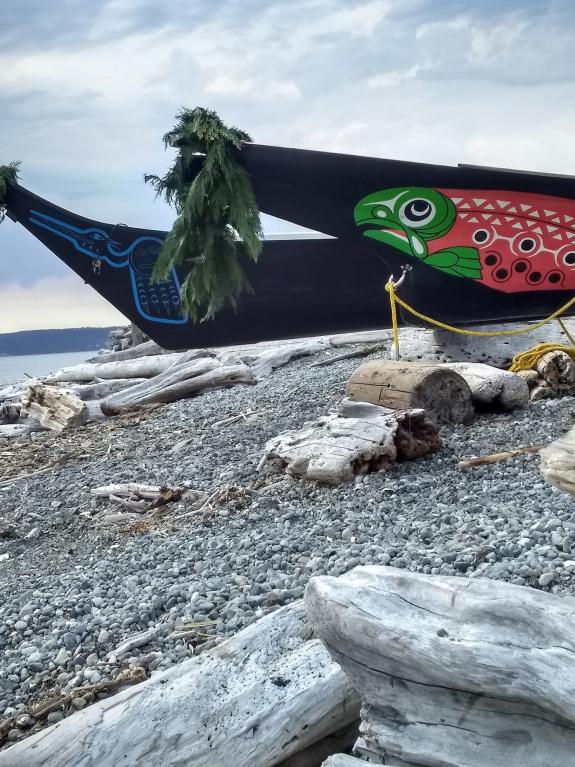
353;187;456;258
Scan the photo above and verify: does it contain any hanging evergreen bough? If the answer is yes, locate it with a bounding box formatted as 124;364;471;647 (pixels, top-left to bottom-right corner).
0;162;21;223
145;108;263;322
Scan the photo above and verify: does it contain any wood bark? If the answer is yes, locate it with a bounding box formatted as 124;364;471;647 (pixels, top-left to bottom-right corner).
100;356;255;414
1;601;360;767
263;398;440;485
306;565;575;767
21;385;88;432
540;425;575;496
442;362;529;410
346;360;474;425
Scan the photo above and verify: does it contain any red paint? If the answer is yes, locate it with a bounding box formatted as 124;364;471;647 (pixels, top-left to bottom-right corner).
434;189;575;293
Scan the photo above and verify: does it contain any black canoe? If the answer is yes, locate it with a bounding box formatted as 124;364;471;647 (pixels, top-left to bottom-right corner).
5;144;575;349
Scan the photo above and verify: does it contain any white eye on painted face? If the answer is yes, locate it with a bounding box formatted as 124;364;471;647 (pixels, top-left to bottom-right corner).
399;198;436;228
374;207;388;219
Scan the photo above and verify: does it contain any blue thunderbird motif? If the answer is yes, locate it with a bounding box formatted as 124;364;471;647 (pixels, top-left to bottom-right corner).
29;210;188;325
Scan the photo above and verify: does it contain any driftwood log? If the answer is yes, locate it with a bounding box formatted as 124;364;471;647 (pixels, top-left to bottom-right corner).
263;398;440;484
442;362;529;410
1;601;359;767
346;360;474;425
64;379;147;400
540;425;575;496
517;350;575;400
88;339;171;364
306;566;575;767
21;385;88;432
46;352;186;383
101;356;255;414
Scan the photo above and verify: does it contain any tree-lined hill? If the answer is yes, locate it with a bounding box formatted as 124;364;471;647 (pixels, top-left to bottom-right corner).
0;327;117;356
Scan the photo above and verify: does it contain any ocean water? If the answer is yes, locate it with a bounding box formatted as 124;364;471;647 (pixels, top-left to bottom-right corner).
0;351;94;387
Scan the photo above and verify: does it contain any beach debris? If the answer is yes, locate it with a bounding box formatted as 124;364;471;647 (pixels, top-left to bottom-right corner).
262;398;440;485
100;355;255;414
540;425;575;496
306;565;575;767
442;362;529;410
516;349;575;400
0;601;359;767
309;342;387;367
90;483;203;515
459;444;544;469
346;360;474;425
21;385;89;432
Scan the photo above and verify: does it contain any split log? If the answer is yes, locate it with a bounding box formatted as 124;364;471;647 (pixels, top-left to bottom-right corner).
306;566;575;767
346;360;474;425
263;398;440;485
101;356;256;414
21;385;88;432
442;362;529;410
540;425;575;496
1;601;360;767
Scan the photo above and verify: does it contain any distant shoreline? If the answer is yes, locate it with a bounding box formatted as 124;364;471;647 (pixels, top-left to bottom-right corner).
0;327;118;357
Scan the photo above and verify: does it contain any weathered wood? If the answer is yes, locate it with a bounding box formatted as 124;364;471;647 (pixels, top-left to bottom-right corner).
306;565;575;767
540;425;575;496
88;339;173;364
277;723;358;767
226;339;331;378
46;353;186;382
65;379;148;400
263;398;440;485
346;360;473;425
21;385;88;432
0;421;44;439
1;601;360;767
459;444;543;469
442;362;529;410
101;356;255;414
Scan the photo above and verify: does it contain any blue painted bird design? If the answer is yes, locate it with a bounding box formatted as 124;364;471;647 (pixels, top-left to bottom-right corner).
29;210;188;324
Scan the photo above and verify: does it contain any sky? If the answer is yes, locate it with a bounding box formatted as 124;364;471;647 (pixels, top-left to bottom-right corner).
1;0;575;331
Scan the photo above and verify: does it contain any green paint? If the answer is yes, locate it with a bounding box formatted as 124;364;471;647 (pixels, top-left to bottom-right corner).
354;187;482;280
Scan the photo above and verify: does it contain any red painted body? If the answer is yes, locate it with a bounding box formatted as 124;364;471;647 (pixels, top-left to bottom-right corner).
434;189;575;293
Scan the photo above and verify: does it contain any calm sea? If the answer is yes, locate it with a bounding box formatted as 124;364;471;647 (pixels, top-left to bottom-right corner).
0;351;94;387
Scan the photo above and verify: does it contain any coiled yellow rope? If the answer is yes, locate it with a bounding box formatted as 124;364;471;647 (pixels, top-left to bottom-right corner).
385;279;575;371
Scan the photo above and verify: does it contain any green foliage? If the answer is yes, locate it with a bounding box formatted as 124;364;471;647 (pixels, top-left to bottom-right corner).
145;108;263;322
0;162;21;223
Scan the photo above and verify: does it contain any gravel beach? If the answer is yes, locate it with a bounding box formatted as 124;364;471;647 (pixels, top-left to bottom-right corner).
1;347;574;744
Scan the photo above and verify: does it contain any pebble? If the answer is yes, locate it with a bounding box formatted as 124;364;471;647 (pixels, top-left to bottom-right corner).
539;572;556;587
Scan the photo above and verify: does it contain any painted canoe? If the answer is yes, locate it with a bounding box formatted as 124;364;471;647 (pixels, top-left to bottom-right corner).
5;144;575;349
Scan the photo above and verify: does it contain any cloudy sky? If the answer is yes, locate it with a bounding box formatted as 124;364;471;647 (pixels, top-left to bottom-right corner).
1;0;574;331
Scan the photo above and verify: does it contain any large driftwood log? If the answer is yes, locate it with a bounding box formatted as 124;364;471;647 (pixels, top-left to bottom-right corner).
442;362;529;410
263;398;440;485
517;350;575;400
64;379;147;400
46;353;186;382
306;566;575;767
1;601;360;767
540;425;575;496
101;355;255;414
21;385;88;432
346;360;473;424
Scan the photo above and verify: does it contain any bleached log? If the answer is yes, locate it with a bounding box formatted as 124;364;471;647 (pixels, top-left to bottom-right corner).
306;565;575;767
91;483;189;500
442;362;529;410
101;357;255;415
21;385;88;432
263;398;439;485
65;379;147;400
1;601;360;767
227;339;331;377
87;339;172;364
346;360;473;425
0;420;44;438
540;425;575;496
45;353;186;382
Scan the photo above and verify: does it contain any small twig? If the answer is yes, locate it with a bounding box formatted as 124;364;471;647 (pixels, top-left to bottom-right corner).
458;445;544;469
310;343;386;367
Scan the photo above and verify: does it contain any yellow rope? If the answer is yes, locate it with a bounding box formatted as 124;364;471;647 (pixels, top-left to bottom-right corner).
385;279;575;370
